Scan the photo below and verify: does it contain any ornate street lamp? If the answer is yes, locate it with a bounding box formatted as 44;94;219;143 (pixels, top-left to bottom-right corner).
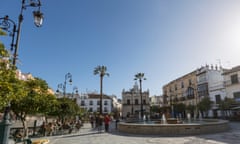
0;15;17;53
134;73;147;120
56;73;73;98
0;0;44;66
72;86;79;99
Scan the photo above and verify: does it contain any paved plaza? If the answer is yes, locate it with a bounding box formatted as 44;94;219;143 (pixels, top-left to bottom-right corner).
30;121;240;144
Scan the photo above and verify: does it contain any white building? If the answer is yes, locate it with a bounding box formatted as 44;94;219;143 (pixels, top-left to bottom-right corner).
222;65;240;102
77;93;112;114
150;95;163;107
196;65;226;117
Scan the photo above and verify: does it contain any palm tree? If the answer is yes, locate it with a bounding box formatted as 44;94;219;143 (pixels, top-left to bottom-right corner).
134;73;146;120
94;65;109;114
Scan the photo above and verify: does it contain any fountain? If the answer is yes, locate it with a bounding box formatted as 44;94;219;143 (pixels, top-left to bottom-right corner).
187;113;191;123
161;114;167;124
199;111;203;121
118;114;229;135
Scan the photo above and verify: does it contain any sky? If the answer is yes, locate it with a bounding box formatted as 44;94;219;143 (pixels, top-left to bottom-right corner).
1;0;240;98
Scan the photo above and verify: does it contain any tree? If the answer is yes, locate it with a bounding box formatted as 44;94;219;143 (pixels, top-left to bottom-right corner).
0;29;21;110
93;65;109;114
134;73;146;119
48;97;81;123
219;97;235;119
174;103;186;118
198;97;212;118
10;77;56;137
186;104;195;117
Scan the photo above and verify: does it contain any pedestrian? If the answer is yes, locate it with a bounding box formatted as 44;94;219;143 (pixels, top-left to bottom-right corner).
97;115;103;133
115;117;120;130
104;114;111;132
90;115;94;128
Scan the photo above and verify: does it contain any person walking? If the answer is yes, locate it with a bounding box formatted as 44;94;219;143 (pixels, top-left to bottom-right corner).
90;115;94;128
104;114;111;132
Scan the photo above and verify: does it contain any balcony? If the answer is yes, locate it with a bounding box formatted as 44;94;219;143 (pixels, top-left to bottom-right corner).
224;78;240;87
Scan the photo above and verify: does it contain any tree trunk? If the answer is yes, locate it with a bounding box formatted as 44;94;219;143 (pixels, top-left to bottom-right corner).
20;116;28;138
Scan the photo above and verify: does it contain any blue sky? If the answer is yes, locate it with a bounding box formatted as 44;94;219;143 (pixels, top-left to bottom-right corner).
1;0;240;98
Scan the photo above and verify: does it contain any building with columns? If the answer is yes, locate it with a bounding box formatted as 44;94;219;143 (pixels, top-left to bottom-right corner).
122;82;150;118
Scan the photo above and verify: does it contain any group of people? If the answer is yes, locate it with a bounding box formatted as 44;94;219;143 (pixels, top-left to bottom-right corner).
39;119;83;136
90;114;111;132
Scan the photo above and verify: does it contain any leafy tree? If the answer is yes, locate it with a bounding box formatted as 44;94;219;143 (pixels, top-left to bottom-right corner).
186;104;195;116
10;77;56;137
150;105;159;113
219;97;235;118
0;29;22;110
50;97;80;122
174;103;186;118
93;65;109;114
198;97;212;117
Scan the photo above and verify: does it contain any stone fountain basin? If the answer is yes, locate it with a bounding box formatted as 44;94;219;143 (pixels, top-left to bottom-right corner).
118;119;229;135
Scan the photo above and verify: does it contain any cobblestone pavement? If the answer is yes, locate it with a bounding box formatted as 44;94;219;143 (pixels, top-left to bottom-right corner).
40;121;240;144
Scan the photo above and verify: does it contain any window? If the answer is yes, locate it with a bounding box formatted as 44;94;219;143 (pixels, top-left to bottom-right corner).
187;87;194;99
231;74;239;84
97;100;100;105
188;79;192;85
215;95;221;104
104;107;108;112
104;101;108;105
81;100;85;106
181;82;184;88
127;99;130;105
175;84;178;90
135;99;139;105
89;100;93;105
233;92;240;102
143;99;146;104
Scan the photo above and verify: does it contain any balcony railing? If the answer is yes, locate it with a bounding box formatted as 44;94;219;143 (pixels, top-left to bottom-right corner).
224;78;240;86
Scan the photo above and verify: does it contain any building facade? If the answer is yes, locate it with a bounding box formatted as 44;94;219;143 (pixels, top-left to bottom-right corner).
150;95;164;107
122;82;150;118
196;65;226;117
163;70;198;108
77;93;112;114
223;66;240;102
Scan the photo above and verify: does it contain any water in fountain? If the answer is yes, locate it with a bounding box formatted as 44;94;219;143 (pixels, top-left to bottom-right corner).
187;113;191;123
161;114;167;124
199;111;202;121
143;115;146;121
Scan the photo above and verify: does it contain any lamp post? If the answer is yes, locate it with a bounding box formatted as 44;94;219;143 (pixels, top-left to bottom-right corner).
0;1;43;144
72;86;79;99
134;73;146;120
56;73;73;98
0;16;17;53
0;0;44;66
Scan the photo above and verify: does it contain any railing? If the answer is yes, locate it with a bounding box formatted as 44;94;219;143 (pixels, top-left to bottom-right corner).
224;78;240;86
